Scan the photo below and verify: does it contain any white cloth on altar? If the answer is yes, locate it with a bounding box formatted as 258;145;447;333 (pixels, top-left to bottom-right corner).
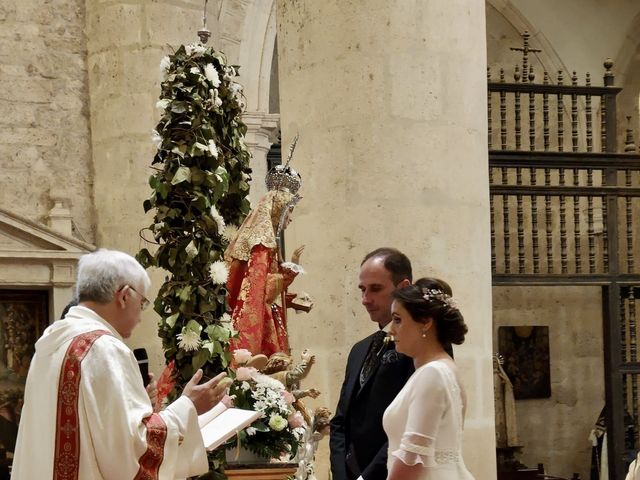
12;306;208;480
383;360;474;479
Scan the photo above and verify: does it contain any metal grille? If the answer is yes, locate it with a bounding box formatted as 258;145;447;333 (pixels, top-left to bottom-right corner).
488;32;640;479
490;164;640;278
621;287;640;453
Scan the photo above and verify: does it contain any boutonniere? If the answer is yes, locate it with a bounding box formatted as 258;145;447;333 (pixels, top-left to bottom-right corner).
375;335;391;357
381;350;400;364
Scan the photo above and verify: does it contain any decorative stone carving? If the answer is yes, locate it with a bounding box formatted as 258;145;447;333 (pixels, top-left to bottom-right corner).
0;208;94;320
243;111;280;202
46;194;73;238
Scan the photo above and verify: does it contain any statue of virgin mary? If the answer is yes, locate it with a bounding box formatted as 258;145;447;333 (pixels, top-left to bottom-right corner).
224;160;304;357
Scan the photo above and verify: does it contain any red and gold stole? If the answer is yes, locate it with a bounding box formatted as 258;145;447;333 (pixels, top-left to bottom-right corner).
54;330;111;480
53;330;168;480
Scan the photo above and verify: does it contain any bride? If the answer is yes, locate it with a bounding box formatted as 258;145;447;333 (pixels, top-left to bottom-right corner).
383;278;474;480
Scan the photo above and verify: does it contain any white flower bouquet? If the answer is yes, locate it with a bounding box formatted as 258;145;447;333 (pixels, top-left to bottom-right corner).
226;350;306;460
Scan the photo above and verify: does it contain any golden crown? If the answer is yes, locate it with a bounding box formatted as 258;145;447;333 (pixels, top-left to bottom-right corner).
265;134;302;195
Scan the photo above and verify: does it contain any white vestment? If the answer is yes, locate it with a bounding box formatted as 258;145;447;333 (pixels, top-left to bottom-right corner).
12;306;208;480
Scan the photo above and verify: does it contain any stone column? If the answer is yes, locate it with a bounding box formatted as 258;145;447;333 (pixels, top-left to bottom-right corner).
85;1;212;369
85;1;208;251
276;1;496;478
243;111;280;203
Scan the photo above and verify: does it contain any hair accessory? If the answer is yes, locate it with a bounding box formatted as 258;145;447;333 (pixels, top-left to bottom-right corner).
266;134;302;195
422;288;458;309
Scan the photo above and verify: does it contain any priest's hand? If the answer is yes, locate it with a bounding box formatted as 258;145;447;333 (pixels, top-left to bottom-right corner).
182;369;229;415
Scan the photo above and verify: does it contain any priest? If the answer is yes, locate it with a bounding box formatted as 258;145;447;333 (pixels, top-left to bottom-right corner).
12;248;228;479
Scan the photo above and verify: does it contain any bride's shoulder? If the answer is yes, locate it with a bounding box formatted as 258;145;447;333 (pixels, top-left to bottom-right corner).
415;359;457;382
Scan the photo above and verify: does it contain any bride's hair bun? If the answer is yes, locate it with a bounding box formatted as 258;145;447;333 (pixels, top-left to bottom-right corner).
392;277;468;346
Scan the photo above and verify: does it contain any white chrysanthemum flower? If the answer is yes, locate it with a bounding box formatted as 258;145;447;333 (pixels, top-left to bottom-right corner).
159;56;171;80
151;130;162;149
245;427;256;436
209;205;226;233
186;44;206;56
222;223;238;243
254;373;286;391
190;66;200;75
209;260;228;284
156;98;170;110
204;63;221;87
220;312;232;325
177;329;201;352
208;139;219;158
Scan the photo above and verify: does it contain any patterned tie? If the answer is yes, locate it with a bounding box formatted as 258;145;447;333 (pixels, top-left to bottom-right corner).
359;330;387;387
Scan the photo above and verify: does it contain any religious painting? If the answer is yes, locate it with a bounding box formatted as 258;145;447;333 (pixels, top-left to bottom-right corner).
0;289;48;465
498;326;551;399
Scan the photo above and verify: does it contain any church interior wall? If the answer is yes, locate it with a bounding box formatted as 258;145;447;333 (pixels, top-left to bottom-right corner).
488;0;640;147
1;0;639;478
487;3;638;478
0;0;94;243
493;286;604;480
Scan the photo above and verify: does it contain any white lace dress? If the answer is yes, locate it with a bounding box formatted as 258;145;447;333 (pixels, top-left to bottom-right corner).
382;360;474;479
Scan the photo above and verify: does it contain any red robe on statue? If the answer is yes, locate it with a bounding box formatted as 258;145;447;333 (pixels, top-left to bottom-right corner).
224;190;300;357
227;244;298;356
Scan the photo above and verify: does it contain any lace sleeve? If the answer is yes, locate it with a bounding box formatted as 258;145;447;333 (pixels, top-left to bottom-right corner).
390;432;436;466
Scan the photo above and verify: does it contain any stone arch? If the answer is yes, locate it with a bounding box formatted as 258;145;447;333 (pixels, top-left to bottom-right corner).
218;0;277;113
613;11;640;136
218;0;279;202
486;0;569;78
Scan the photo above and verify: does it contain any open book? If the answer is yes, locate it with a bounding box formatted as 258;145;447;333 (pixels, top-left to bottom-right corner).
198;403;262;451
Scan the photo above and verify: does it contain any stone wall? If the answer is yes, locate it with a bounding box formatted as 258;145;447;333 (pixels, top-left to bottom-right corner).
0;1;94;242
486;4;638;478
493;286;604;479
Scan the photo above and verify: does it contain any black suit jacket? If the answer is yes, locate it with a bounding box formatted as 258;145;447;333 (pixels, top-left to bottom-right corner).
330;331;414;480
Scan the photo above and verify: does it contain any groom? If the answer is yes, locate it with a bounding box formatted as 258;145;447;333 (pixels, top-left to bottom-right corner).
330;248;415;480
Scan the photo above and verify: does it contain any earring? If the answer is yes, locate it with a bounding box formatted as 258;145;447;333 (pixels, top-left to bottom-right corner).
421;331;427;338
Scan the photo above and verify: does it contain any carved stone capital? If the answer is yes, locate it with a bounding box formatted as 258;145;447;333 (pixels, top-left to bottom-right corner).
243;111;280;154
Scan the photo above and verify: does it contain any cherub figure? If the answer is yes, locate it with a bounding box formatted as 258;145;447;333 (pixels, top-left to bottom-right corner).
311;406;331;438
262;349;320;400
295;406;333;480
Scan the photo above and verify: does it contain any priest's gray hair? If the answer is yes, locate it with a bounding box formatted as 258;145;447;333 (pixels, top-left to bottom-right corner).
76;249;151;304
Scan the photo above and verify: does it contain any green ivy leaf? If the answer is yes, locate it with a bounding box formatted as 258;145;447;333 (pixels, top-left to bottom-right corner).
179;285;193;302
186;319;203;334
138;44;253;476
171;166;191;185
165;313;179;328
191;348;210;371
157;182;170;199
202;341;214;355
